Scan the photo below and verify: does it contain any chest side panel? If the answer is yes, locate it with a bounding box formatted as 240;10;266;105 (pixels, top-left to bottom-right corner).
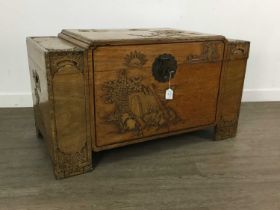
93;42;224;147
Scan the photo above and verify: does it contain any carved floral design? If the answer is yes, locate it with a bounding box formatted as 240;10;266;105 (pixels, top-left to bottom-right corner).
102;52;180;136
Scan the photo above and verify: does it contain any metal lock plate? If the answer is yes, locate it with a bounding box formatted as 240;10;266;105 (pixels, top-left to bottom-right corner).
152;54;177;82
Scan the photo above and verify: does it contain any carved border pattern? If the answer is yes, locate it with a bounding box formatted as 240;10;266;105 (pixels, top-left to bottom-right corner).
55;144;90;178
50;52;84;77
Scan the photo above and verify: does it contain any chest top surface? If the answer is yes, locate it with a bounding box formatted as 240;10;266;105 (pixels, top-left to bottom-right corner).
60;28;225;46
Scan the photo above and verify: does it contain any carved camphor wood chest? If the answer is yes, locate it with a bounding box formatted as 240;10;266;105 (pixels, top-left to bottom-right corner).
26;28;250;179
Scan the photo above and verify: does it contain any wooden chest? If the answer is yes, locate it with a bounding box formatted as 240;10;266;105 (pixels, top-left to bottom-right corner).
26;28;250;179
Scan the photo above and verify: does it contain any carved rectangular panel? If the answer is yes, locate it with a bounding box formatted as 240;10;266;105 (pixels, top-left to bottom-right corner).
50;51;92;178
215;40;250;140
27;37;93;179
93;42;224;147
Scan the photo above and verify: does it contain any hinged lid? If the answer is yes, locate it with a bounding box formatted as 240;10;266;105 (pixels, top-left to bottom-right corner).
60;28;225;47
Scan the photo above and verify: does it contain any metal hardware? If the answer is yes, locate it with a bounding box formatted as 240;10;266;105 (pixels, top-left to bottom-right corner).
152;54;177;83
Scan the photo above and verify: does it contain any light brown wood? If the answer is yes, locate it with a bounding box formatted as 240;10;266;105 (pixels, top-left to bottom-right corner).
26;28;250;178
26;37;54;162
61;28;225;46
93;42;224;147
215;40;250;140
26;37;92;179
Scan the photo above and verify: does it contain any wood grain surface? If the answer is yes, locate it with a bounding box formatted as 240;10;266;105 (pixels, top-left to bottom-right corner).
93;42;224;147
26;29;249;179
26;37;92;179
215;40;250;140
61;28;225;46
1;102;280;210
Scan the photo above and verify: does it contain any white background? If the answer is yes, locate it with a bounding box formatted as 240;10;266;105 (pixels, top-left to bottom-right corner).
0;0;279;107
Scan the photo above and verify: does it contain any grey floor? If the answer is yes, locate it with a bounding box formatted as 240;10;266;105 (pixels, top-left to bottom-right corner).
0;102;280;210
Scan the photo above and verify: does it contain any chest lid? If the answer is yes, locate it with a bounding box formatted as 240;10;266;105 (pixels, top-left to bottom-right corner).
60;28;225;46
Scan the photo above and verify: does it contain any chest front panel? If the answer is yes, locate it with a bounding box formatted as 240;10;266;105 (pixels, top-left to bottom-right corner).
93;42;224;147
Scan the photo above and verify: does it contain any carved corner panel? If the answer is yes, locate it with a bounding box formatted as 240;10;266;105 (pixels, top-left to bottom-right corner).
215;40;249;141
50;51;92;178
